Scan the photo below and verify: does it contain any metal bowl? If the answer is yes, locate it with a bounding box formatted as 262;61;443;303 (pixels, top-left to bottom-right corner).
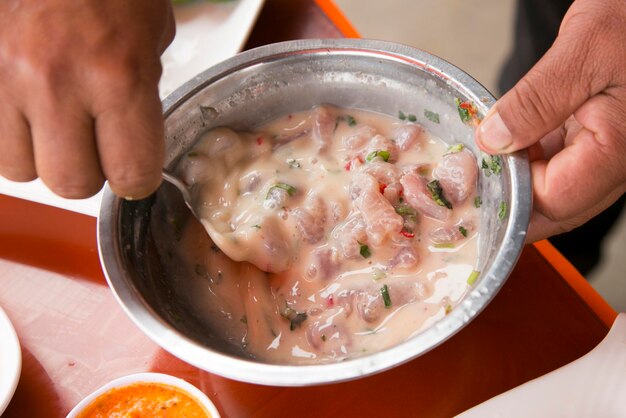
97;39;531;386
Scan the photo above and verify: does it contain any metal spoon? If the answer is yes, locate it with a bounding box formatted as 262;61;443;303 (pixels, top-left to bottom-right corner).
161;170;242;263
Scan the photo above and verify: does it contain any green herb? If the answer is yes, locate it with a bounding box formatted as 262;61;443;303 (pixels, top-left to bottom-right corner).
366;150;391;162
407;114;417;122
481;155;502;176
337;115;357;127
395;204;416;217
434;242;455;249
426;179;452;209
498;201;507;220
266;182;296;199
240;315;247;324
455;98;478;123
280;305;308;331
287;159;301;169
252;224;261;230
398;110;407;120
359;243;372;258
445;304;453;315
474;196;482;208
467;270;480;285
187;151;199;157
455;98;471;122
381;285;392;308
459;226;468;237
447;143;464;154
424;109;440;124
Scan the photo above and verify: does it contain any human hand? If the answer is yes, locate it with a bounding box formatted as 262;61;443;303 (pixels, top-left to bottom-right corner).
476;0;626;242
0;0;175;199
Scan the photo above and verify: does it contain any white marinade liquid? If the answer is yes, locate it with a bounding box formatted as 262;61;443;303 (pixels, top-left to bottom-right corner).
174;105;480;364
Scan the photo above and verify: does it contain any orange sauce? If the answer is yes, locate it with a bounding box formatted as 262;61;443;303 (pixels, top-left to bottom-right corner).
76;382;211;418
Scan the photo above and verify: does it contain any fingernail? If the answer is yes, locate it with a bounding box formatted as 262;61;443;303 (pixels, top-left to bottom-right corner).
478;111;512;151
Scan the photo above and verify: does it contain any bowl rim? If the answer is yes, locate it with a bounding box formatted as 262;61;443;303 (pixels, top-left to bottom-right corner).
97;38;531;386
65;372;220;418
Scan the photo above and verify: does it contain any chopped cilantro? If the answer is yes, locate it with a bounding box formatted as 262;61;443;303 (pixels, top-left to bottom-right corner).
459;226;468;237
395;204;416;217
445;304;453;315
426;179;452;209
424;109;440;124
287;158;301;169
381;285;392;308
252;224;261;230
447;143;464;154
366;150;391;162
359;243;372;258
280;305;308;331
266;183;296;199
187;151;199;157
337;115;357;127
498;201;508;220
407;114;417;122
455;98;478;123
474;196;482;208
434;242;455;249
398;110;407;120
467;270;480;285
481;155;502;176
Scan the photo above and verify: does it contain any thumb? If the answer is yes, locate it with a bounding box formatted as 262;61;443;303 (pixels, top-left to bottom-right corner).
476;23;600;154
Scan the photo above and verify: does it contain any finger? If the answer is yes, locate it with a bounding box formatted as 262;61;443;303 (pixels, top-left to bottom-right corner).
0;106;36;181
527;127;565;162
92;76;165;199
29;98;105;198
476;23;604;154
159;1;176;53
527;184;625;242
530;122;625;233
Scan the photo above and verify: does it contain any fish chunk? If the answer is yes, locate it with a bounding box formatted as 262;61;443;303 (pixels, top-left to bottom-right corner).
353;173;404;245
393;124;424;151
313;106;337;152
343;125;377;152
433;149;477;204
399;173;451;221
293;195;328;244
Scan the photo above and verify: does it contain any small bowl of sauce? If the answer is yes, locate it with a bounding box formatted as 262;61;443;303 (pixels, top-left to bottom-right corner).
66;373;219;418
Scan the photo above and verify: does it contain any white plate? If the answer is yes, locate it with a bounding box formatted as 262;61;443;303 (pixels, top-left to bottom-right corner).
0;0;266;217
66;372;220;418
0;305;21;416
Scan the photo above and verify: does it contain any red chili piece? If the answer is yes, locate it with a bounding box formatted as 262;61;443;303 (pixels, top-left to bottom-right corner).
256;137;264;145
400;230;415;238
379;183;388;194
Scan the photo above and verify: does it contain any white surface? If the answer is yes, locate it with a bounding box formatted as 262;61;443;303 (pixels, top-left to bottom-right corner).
66;372;221;418
458;313;626;417
0;0;265;218
0;305;21;416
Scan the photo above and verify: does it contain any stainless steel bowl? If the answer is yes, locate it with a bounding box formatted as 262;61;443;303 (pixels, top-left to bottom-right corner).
97;39;531;386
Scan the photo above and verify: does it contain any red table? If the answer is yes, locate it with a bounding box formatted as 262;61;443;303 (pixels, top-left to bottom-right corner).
0;1;617;417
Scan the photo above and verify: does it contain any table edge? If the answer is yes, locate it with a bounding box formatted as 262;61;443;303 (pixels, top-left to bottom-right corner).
534;240;618;327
